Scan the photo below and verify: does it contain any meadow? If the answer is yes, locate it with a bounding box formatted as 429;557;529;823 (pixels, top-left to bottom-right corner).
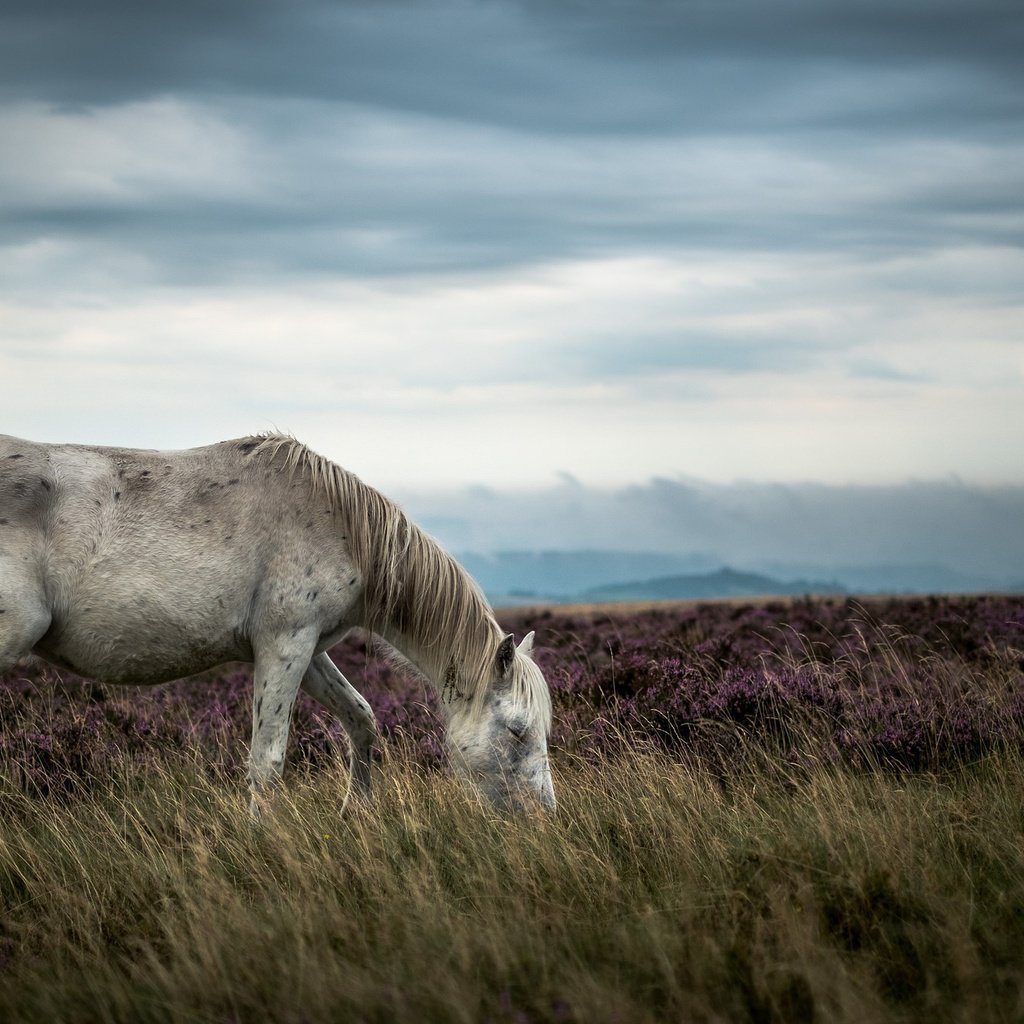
1;595;1023;1022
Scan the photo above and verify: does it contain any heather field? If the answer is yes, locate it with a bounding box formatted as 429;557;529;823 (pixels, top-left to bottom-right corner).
2;595;1023;1022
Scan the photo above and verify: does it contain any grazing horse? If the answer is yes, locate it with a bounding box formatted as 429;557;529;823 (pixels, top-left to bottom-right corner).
0;433;554;814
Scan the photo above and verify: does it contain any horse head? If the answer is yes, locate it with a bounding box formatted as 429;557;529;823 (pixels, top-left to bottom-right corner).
445;631;555;813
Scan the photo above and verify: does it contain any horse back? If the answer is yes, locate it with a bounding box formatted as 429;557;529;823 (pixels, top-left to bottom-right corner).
0;434;58;528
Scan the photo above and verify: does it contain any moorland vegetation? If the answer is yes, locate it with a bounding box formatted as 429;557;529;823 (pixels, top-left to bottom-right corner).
2;595;1022;1022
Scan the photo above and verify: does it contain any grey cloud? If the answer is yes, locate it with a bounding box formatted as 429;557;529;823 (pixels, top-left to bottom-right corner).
4;108;1020;294
1;0;1021;293
4;1;1020;135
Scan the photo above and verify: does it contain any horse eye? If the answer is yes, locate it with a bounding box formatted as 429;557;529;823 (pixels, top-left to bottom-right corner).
507;723;527;741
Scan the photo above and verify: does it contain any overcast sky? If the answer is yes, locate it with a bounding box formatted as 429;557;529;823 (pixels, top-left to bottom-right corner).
1;0;1022;499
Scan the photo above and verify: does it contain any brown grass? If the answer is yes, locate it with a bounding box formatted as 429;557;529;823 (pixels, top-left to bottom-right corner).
2;742;1023;1023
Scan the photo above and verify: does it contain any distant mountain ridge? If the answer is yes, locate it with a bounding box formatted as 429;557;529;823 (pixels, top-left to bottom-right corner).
457;549;720;598
455;549;1021;605
580;567;845;603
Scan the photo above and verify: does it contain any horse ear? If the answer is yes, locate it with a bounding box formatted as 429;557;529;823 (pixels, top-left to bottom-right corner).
497;633;516;678
517;631;535;657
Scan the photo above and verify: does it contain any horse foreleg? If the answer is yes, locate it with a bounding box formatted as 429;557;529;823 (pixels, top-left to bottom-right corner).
301;651;377;810
248;628;317;819
0;565;51;675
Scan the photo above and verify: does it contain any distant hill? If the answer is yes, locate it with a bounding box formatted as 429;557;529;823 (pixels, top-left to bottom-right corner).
456;549;1019;606
752;562;1006;595
457;549;719;598
579;567;846;603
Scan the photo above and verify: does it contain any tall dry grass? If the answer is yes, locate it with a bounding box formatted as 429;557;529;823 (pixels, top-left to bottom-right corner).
2;741;1023;1023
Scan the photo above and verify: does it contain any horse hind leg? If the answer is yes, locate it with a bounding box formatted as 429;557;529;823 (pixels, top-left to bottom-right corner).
301;652;377;811
248;626;319;819
0;567;51;675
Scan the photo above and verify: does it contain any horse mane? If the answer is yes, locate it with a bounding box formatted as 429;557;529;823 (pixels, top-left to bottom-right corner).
245;434;551;732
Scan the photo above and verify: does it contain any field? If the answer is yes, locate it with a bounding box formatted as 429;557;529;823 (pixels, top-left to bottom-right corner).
1;595;1023;1022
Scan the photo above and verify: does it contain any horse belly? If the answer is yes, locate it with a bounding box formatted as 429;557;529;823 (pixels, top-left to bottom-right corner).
37;575;254;684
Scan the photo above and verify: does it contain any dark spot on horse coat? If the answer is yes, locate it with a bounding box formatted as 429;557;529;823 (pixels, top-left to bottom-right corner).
0;519;7;525
40;479;51;491
140;470;150;477
276;703;283;714
7;453;23;459
227;478;239;485
238;441;258;453
114;491;121;500
257;697;263;715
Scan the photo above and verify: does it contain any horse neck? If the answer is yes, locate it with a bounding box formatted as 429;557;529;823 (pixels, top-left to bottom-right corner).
370;602;498;701
347;495;501;700
372;621;447;691
365;580;501;708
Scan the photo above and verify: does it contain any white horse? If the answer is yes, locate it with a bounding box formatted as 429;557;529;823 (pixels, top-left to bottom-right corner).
0;433;554;814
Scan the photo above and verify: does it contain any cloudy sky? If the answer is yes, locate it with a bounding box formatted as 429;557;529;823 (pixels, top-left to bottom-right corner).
2;0;1022;507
